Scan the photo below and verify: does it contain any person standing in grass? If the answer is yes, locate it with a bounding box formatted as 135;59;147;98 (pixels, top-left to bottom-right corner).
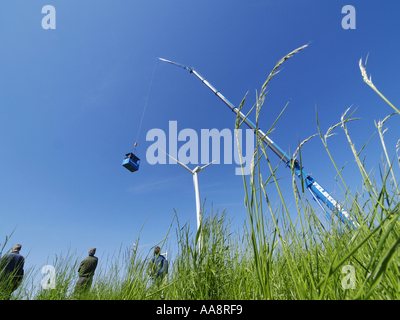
0;244;25;300
74;247;98;295
147;246;168;285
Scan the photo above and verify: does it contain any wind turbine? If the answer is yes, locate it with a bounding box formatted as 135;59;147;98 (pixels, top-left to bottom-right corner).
160;149;215;249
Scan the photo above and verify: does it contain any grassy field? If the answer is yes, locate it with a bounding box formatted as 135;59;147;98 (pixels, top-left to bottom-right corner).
2;46;399;300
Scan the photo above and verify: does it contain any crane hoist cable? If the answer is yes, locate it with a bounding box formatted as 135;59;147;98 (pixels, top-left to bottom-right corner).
134;58;158;151
122;58;157;173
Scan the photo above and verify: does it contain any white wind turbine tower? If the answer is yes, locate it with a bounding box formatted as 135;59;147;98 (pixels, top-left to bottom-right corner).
160;149;215;250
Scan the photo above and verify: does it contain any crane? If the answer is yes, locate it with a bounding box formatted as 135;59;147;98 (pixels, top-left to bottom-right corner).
159;57;358;231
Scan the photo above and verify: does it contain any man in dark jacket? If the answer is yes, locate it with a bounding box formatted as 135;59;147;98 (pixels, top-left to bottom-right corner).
0;244;25;300
74;247;98;295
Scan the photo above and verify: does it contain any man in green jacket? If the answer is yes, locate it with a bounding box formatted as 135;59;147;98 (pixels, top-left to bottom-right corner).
74;247;98;295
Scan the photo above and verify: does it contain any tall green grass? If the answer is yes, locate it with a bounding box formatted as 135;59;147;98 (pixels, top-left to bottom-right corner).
2;46;399;299
233;46;400;300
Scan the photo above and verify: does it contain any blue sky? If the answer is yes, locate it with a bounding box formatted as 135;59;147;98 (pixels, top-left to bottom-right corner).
1;1;399;284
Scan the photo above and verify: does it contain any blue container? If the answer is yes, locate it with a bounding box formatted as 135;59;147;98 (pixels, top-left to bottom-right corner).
122;153;140;172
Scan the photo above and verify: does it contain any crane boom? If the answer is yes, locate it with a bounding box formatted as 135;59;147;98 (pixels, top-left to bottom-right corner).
159;58;358;230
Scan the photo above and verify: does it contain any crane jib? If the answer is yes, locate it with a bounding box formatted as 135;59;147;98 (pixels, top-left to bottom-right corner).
191;69;290;163
159;57;357;230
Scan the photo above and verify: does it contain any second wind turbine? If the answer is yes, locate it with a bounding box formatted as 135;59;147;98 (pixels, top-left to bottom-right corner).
161;149;215;250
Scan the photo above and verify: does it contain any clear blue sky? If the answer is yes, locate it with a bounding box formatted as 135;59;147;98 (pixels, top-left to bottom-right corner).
1;1;399;283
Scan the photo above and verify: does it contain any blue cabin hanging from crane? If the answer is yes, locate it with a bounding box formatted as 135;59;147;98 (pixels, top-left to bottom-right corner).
122;152;140;172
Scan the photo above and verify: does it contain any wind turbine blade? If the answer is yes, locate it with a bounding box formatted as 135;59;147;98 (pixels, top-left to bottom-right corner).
176;160;194;174
159;149;193;173
199;159;216;171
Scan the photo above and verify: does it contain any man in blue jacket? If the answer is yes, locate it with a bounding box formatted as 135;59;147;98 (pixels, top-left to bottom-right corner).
147;246;168;285
0;244;25;300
